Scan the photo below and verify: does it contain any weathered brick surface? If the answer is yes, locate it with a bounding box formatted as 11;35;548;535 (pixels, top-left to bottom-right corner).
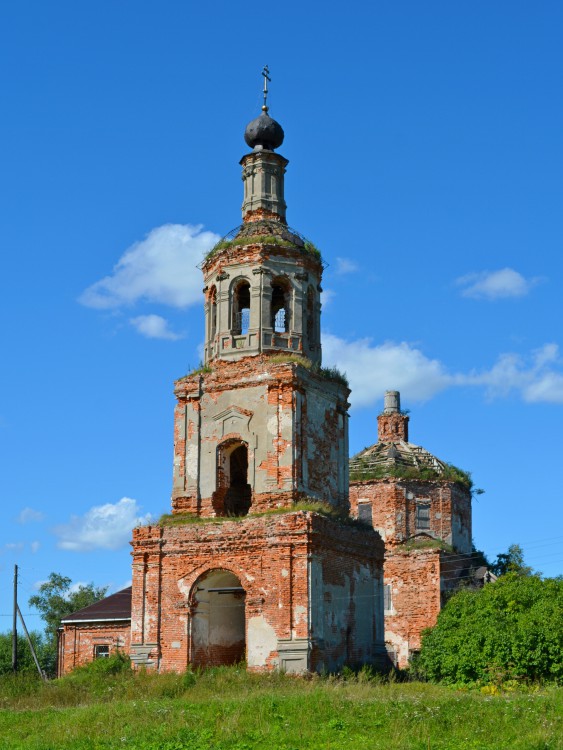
377;412;409;442
383;548;471;667
130;511;384;673
349;478;471;553
172;357;350;516
349;475;472;667
58;621;130;676
383;549;441;666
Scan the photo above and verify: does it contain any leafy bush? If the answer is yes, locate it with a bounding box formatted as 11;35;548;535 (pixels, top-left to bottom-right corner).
419;573;563;685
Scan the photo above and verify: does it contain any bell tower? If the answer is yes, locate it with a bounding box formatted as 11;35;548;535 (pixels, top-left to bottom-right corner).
202;101;321;367
171;89;349;517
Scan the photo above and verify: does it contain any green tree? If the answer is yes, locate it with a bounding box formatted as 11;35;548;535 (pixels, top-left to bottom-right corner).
419;573;563;685
28;573;108;675
0;631;50;676
491;543;533;577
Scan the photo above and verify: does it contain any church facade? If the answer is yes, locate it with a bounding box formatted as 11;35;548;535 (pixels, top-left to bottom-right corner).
57;98;477;676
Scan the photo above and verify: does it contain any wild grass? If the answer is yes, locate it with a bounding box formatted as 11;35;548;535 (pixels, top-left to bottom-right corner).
159;500;370;529
1;663;561;749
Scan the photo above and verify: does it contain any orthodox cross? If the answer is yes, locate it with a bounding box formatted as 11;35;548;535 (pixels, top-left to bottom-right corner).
262;65;271;112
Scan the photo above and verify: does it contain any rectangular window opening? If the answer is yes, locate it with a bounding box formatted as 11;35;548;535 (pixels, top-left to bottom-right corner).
416;502;431;530
94;645;110;659
357;501;373;524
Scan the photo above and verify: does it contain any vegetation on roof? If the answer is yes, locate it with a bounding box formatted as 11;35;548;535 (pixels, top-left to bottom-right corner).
204;229;323;263
349;461;474;490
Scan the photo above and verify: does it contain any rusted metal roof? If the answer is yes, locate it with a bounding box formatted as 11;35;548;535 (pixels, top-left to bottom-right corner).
60;586;132;624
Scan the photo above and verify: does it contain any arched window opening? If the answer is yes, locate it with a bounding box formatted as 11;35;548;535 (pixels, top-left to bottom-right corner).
216;440;252;517
190;569;246;668
208;285;217;341
271;280;291;333
306;286;315;347
224;445;251;516
232;281;250;335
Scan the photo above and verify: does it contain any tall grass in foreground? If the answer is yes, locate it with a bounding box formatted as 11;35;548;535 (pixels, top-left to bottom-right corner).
0;660;561;750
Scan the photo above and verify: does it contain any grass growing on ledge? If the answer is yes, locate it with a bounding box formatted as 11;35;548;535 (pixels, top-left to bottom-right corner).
267;356;349;387
317;365;349;387
400;538;454;552
269;353;313;368
159;501;371;529
350;462;474;490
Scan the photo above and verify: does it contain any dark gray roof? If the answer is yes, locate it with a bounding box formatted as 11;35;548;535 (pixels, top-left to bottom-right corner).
60;586;132;624
244;112;284;151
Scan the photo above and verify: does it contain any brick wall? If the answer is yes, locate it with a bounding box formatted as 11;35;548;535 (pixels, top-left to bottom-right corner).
350;478;471;553
58;621;131;676
130;511;384;673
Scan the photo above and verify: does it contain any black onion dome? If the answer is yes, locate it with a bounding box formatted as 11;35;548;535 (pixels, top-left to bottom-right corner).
244;112;284;151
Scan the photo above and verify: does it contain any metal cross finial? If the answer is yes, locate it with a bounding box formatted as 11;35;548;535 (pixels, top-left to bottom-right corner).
262;65;271;112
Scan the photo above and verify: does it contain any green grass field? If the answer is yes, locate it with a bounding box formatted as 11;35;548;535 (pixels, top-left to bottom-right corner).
1;666;561;750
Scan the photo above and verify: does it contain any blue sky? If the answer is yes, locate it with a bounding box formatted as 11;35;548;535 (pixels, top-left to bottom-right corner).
1;1;562;628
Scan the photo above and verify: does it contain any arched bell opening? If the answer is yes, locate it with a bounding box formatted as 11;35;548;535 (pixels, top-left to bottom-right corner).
190;569;246;668
306;285;316;349
214;439;252;517
208;285;217;342
232;280;251;336
271;277;291;333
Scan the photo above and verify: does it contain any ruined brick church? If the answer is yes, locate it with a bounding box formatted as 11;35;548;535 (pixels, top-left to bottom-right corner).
58;95;474;675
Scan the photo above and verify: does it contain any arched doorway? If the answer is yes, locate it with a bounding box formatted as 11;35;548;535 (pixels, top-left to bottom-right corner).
190;569;246;668
216;439;252;516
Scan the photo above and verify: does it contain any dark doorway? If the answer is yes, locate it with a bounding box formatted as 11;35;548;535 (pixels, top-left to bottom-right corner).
224;445;251;516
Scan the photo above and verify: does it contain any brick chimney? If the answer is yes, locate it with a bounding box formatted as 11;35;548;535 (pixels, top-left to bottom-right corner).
377;390;409;443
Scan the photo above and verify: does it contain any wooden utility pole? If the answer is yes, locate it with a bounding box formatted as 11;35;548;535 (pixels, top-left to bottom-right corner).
12;564;18;673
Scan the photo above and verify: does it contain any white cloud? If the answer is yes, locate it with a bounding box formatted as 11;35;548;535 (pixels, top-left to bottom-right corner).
55;497;152;552
323;335;563;408
79;224;220;310
322;334;452;408
456;268;540;300
17;507;45;524
130;314;183;341
460;343;563;404
335;257;358;275
30;541;41;554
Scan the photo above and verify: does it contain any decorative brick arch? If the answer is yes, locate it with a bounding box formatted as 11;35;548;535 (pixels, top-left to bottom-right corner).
187;567;247;668
212;436;252;516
